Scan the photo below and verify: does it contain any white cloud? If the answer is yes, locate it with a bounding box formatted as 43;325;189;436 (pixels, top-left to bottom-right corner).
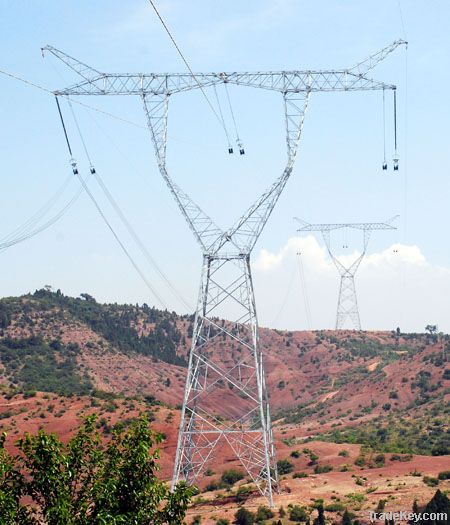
252;236;450;333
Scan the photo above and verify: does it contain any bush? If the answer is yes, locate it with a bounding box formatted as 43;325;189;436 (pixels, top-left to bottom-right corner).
235;507;255;525
338;449;349;457
373;453;385;466
423;476;439;487
221;469;244;486
293;472;308;478
354;455;365;467
325;502;345;512
438;471;450;480
255;505;273;521
289;505;309;522
216;520;230;525
277;458;294;475
290;450;301;458
314;464;333;474
205;480;222;492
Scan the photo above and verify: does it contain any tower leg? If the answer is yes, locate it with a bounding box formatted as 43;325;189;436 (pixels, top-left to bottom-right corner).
336;273;361;330
172;254;277;505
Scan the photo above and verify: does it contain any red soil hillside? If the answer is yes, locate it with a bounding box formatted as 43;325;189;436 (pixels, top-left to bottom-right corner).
0;291;449;522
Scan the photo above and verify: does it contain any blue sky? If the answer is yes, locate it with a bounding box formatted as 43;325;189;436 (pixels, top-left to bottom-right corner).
1;0;449;331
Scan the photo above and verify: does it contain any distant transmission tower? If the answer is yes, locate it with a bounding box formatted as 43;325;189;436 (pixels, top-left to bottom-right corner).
44;40;405;505
295;217;398;330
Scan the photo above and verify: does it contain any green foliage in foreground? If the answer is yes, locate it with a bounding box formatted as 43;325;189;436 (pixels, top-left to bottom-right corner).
0;415;195;524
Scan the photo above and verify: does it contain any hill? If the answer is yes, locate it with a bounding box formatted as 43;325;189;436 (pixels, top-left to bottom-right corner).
1;290;448;440
0;289;449;523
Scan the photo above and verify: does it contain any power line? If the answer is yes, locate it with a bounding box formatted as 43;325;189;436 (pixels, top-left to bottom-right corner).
0;175;71;244
147;0;231;141
66;98;192;311
54;96;168;309
297;250;312;330
0;182;86;252
213;84;233;152
0;66;145;129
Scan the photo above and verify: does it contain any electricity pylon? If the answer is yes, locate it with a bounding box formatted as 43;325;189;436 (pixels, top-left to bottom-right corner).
44;40;405;505
295;217;398;330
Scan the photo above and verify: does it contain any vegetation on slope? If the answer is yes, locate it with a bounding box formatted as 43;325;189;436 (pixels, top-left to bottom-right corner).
1;289;187;367
317;401;450;456
0;336;92;396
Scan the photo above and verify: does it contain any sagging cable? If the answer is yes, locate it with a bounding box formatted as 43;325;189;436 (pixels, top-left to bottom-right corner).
54;96;168;309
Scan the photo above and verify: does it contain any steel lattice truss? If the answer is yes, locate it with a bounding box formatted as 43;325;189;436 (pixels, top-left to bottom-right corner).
295;218;398;330
45;40;405;506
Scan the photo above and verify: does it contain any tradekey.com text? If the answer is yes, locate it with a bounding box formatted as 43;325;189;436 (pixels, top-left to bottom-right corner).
369;511;448;522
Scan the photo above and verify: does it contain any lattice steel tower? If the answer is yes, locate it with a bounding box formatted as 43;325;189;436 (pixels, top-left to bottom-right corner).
295;218;398;330
44;40;405;505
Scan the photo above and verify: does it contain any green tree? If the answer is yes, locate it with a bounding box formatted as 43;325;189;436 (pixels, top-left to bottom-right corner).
416;490;450;525
342;509;352;525
0;415;195;524
313;503;325;525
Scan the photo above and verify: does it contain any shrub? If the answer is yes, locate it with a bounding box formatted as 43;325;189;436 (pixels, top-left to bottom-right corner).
216;520;230;525
423;476;439;487
293;472;308;478
373;453;385;466
255;505;273;521
221;469;244;486
205;480;222;492
438;471;450;480
354;455;365;467
389;390;399;399
290;450;301;458
235;507;255;525
338;449;349;457
277;458;294;475
314;464;333;474
325;502;345;512
289;505;309;522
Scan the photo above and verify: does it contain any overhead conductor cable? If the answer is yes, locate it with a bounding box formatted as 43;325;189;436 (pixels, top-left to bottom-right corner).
65;98;192;311
147;0;232;151
54;96;167;309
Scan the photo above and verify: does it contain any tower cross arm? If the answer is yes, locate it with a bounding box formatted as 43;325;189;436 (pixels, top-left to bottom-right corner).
296;220;398;232
46;40;405;97
52;71;396;97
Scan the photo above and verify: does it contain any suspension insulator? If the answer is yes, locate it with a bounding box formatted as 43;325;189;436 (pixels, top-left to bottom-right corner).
239;148;245;155
382;162;388;170
228;147;234;154
90;166;96;174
